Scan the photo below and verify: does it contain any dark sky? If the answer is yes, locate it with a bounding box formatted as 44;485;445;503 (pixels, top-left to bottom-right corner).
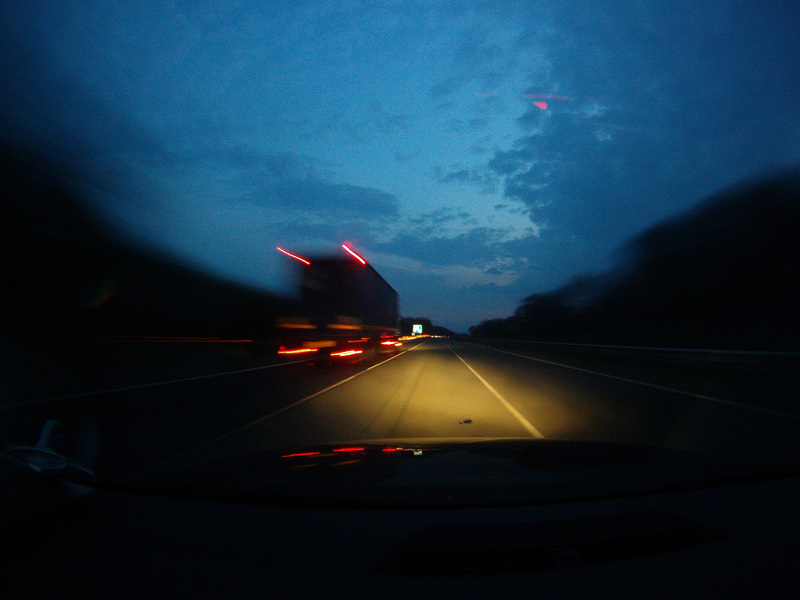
2;1;799;332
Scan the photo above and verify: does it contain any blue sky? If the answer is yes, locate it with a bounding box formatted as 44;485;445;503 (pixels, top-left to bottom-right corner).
3;1;799;332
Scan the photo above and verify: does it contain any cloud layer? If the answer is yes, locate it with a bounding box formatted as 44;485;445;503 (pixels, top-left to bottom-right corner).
3;1;799;331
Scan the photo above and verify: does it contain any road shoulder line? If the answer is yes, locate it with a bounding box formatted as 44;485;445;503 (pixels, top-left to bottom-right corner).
469;343;800;420
451;349;545;439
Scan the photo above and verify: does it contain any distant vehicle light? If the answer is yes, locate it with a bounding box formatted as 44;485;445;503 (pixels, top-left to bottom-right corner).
341;244;367;265
276;247;311;265
332;447;365;453
380;340;396;346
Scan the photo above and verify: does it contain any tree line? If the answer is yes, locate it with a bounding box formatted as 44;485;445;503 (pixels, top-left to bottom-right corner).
470;169;800;350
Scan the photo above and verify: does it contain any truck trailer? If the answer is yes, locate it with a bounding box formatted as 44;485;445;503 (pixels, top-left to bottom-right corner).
277;253;400;362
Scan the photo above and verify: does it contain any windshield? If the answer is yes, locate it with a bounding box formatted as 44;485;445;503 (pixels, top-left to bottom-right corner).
2;1;799;497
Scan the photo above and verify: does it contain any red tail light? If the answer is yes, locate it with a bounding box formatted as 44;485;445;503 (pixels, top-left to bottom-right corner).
331;349;363;357
281;451;321;458
278;347;319;355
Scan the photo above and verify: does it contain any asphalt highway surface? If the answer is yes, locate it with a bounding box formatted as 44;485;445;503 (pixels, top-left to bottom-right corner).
5;337;799;480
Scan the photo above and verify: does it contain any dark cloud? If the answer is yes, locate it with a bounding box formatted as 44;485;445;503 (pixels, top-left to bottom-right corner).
215;146;399;220
405;207;481;237
409;207;458;226
430;75;468;98
452;29;503;71
273;180;398;219
449;0;800;260
370;101;413;136
492;110;677;246
434;167;497;194
376;226;515;267
140;143;399;223
487;144;538;176
470;136;493;155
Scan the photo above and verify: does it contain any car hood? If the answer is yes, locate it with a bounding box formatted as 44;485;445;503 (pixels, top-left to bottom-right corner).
117;437;799;508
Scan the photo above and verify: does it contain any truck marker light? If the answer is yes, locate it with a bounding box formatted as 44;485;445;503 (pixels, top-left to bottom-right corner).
276;247;311;265
342;244;367;265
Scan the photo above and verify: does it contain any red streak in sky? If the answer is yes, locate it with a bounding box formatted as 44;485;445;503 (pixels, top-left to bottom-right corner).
276;247;311;265
342;244;367;265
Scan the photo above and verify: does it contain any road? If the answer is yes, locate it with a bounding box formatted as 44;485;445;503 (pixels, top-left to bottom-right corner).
4;337;800;479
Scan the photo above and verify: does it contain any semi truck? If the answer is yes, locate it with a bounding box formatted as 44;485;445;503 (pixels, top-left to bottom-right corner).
276;247;400;361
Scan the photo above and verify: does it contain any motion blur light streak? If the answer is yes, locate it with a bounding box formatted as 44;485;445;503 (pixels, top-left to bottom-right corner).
342;244;367;265
331;349;364;357
276;247;311;265
277;348;318;355
281;451;321;458
332;447;365;453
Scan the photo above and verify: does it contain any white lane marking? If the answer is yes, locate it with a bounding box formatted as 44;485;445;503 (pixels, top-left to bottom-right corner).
256;349;412;422
466;343;800;421
482;338;800;357
3;360;313;409
134;347;416;477
451;349;545;439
